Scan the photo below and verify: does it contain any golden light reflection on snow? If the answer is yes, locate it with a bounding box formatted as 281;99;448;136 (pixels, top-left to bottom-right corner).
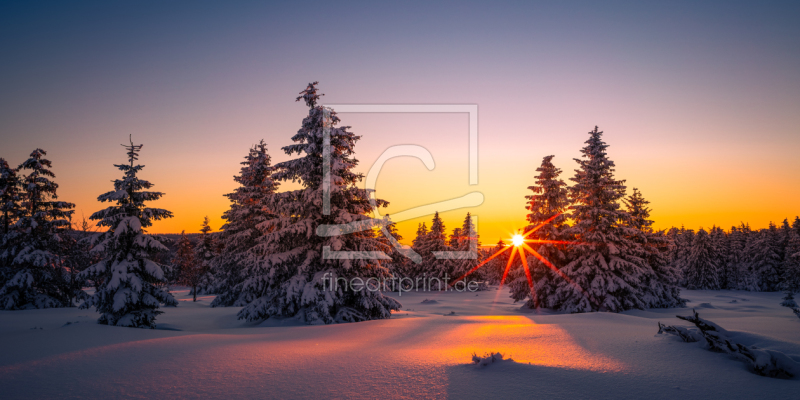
405;315;627;372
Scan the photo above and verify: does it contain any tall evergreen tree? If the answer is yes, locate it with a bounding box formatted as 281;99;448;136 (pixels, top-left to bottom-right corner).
781;232;800;293
0;158;22;292
173;231;195;290
210;140;279;307
450;213;481;284
235;82;400;324
674;226;695;285
0;150;75;309
376;214;407;278
731;223;755;290
449;227;462;248
743;226;783;291
425;212;449;281
0;158;22;236
509;155;570;309
484;239;509;285
79;138;176;328
552;127;667;312
793;216;800;236
409;222;429;279
684;229;720;290
708;226;729;288
624;189;683;307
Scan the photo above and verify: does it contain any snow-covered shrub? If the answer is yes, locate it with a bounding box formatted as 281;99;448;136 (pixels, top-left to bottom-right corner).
471;352;506;367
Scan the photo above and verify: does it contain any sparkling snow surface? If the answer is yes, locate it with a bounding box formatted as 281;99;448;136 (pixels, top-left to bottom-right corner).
1;288;798;399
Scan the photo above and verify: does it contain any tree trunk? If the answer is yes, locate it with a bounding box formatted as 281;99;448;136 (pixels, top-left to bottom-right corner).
193;285;197;302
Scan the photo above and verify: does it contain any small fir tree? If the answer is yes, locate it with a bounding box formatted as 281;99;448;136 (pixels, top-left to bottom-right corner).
190;216;215;298
780;291;797;308
79;138;176;328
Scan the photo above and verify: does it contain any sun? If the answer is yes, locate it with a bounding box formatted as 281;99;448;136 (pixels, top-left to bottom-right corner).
449;212;591;309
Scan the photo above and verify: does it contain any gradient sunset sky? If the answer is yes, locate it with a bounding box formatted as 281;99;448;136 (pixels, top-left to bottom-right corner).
1;0;799;244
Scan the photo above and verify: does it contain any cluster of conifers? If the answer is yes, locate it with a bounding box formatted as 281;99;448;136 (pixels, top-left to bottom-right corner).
3;82;795;328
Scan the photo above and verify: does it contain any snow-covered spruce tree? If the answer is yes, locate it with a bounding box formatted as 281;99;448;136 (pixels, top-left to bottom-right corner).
235;82;401;324
624;188;683;307
730;223;755;290
779;219;793;260
450;213;482;284
191;216;215;295
684;229;720;290
781;231;800;293
79;138;176;328
449;227;462;248
0;150;75;309
552;127;666;312
708;226;730;288
793;216;800;236
209;140;279;307
0;158;22;290
376;214;407;279
509;155;570;309
0;158;22;236
424;212;449;283
409;222;429;279
172;231;195;287
484;239;509;284
674;227;695;286
743;227;783;291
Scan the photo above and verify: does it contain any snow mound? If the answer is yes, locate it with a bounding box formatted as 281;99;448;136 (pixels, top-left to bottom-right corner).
420;299;438;304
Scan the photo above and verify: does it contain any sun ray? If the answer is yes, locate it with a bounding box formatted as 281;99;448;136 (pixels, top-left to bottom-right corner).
521;212;563;240
444;212;591;311
522;242;596;306
518;245;539;308
450;244;513;284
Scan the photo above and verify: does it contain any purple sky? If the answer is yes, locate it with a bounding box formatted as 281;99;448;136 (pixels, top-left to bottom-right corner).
1;0;799;241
